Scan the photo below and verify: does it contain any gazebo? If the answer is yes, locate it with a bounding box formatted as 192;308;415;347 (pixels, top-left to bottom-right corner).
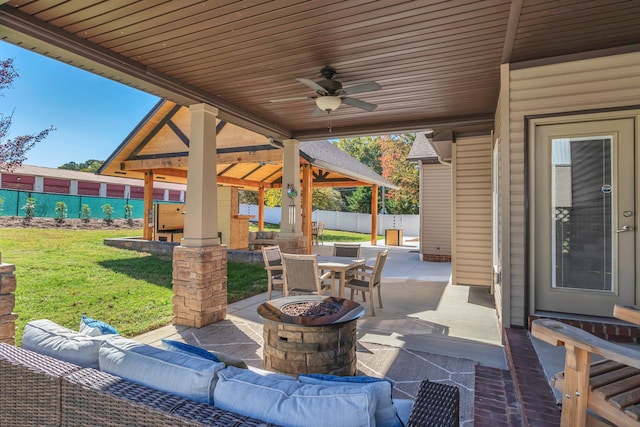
97;99;395;327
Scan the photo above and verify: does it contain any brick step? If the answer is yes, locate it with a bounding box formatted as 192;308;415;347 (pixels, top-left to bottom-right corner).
474;328;565;426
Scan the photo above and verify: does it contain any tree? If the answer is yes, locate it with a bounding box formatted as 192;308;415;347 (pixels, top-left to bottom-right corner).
0;58;54;171
379;134;419;214
346;186;374;213
334;137;382;174
309;188;343;211
58;159;104;172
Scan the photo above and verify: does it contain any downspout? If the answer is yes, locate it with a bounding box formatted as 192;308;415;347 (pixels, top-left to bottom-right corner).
437;156;451;166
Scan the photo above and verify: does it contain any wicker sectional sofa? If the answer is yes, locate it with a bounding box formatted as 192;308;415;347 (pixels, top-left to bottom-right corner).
0;324;461;427
248;231;278;249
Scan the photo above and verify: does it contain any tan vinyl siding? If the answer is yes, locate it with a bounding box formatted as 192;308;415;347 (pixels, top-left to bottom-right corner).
496;63;512;327
506;51;640;327
421;164;452;257
453;135;492;287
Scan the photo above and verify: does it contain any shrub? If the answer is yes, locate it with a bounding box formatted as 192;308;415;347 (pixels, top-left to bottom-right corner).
101;203;114;223
0;197;4;215
21;197;36;222
54;201;67;224
80;204;91;223
124;204;133;224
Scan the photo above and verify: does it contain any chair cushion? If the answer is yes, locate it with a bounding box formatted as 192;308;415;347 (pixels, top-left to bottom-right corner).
99;336;224;404
299;374;401;427
79;315;118;336
161;339;248;369
214;366;377;427
22;319;117;369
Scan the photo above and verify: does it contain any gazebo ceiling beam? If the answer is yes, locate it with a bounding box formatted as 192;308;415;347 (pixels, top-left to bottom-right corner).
121;149;282;171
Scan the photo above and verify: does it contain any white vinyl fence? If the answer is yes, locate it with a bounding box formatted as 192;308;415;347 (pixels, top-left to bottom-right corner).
239;204;419;236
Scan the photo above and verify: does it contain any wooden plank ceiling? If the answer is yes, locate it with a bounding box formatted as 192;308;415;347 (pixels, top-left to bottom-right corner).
1;1;639;142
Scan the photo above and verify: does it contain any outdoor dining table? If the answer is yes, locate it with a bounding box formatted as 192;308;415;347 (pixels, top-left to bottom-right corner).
316;255;366;298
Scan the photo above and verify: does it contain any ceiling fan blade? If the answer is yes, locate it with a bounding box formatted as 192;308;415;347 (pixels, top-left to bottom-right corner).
297;78;327;94
341;81;381;96
343;97;377;111
270;96;314;103
311;107;327;117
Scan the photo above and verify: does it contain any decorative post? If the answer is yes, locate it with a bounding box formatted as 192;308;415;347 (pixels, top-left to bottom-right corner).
276;139;306;253
172;103;227;328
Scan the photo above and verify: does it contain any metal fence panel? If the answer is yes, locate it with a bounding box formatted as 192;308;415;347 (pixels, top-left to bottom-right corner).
0;189;147;219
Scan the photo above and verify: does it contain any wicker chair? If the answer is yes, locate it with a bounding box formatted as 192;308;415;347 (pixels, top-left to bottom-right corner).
261;245;284;299
311;222;325;245
345;249;388;315
282;253;332;296
331;243;362;288
332;243;361;258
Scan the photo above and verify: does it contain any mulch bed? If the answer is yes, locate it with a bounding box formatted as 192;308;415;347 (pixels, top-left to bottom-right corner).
0;216;144;230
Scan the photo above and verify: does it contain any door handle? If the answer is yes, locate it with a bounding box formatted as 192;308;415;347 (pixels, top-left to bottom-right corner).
617;225;635;233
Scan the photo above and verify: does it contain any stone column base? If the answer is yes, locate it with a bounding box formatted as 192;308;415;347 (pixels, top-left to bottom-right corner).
276;235;307;254
0;263;17;345
172;245;227;328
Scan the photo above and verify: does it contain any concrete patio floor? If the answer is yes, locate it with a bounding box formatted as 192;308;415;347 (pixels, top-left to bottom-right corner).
134;237;579;425
138;237;507;371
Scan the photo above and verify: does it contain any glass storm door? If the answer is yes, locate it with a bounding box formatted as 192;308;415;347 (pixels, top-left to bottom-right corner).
534;119;636;317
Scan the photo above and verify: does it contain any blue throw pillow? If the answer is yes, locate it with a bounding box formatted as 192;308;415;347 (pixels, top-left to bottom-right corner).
161;339;220;362
79;315;118;336
161;339;250;369
299;374;401;427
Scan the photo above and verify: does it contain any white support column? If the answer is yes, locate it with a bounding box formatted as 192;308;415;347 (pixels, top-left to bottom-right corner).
279;139;302;237
164;189;170;201
181;103;220;247
124;185;131;199
70;180;79;195
99;183;107;197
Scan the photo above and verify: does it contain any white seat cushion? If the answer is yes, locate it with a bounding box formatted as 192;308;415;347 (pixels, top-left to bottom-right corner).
22;319;117;369
214;366;377;427
99;336;224;404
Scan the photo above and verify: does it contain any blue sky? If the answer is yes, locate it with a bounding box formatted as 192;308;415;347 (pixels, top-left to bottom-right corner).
1;41;160;168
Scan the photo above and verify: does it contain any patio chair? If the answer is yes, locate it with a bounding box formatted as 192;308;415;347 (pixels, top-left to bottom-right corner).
282;253;332;296
345;249;388;315
311;222;325;245
261;245;284;299
331;243;362;288
332;243;361;258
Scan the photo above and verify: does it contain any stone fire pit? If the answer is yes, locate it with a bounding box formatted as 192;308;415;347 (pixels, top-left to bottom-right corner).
257;295;364;376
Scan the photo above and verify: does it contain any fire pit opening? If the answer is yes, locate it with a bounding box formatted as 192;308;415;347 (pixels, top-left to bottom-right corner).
257;295;364;376
280;301;340;317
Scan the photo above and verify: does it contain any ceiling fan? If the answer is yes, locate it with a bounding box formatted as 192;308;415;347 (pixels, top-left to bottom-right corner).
270;67;381;115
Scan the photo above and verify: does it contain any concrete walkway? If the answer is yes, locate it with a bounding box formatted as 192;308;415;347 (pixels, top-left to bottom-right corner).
139;237;507;370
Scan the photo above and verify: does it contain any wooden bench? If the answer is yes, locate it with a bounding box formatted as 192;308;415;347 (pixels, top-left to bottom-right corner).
532;305;640;427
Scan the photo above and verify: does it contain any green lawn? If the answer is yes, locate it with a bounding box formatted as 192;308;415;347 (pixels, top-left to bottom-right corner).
1;225;376;345
0;228;267;345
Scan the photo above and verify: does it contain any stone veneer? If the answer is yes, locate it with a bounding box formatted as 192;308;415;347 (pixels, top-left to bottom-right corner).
172;245;227;328
0;260;17;345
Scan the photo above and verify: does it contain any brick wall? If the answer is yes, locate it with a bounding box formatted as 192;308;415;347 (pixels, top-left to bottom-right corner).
423;254;452;262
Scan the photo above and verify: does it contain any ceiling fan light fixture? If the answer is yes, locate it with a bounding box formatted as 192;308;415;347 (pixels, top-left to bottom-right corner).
315;96;342;112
